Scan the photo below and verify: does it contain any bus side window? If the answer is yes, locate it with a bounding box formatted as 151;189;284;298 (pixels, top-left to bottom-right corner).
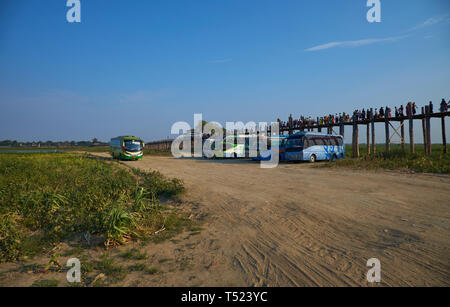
316;138;325;146
304;138;309;148
327;137;336;146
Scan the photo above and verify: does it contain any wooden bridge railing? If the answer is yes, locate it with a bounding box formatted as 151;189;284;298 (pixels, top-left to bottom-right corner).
145;139;173;151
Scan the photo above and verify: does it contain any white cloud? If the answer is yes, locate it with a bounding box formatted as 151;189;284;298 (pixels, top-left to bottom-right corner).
410;16;446;31
305;35;407;52
305;14;447;52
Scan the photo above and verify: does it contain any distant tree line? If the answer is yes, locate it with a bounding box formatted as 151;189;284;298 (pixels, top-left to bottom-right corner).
0;138;108;147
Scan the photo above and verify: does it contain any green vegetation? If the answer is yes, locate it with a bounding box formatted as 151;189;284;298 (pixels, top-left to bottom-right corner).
0;139;108;148
31;279;59;287
93;253;127;284
131;168;184;198
120;248;147;260
0;153;188;263
128;263;158;274
323;144;449;173
143;148;172;156
63;146;109;153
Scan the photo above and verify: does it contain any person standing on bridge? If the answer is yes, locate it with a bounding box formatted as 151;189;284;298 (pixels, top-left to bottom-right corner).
440;99;447;113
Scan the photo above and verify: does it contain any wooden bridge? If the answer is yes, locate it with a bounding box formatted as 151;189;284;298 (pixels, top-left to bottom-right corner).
279;103;448;157
145;139;173;151
146;101;449;157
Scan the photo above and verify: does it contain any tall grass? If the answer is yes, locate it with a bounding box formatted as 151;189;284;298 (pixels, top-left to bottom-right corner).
325;144;449;173
0;153;186;262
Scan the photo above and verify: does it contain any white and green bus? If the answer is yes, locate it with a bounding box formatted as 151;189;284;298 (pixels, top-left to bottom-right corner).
203;135;252;158
110;136;144;160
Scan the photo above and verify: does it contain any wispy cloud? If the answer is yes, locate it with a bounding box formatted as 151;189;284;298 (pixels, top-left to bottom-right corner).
409;15;447;31
305;14;447;52
305;35;408;52
208;57;233;64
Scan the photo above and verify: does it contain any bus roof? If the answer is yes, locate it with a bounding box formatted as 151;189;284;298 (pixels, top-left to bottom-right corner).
111;136;143;141
288;132;343;138
267;135;288;139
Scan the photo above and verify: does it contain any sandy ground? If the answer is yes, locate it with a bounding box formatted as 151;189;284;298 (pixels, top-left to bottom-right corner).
113;154;450;286
1;154;449;287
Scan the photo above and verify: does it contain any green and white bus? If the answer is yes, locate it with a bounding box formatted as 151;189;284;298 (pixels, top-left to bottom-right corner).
203;135;251;158
110;136;144;160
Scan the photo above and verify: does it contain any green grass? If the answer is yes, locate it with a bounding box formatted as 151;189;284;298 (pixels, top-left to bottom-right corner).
127;263;158;274
146;267;158;274
323;144;449;173
0;146;109;153
31;279;59;287
0;153;188;263
128;263;148;272
93;253;127;284
63;146;109;153
120;248;147;260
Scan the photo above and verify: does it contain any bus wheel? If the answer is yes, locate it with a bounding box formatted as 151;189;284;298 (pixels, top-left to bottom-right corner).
309;154;316;163
331;154;337;162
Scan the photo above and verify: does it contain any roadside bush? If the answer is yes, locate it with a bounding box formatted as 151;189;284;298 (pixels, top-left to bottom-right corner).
0;214;23;262
0;153;186;262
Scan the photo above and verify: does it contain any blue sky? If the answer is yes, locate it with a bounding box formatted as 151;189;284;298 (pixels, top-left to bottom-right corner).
0;0;449;143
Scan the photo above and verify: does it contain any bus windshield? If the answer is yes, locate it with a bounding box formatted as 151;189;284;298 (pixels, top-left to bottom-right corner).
124;140;143;152
286;137;304;148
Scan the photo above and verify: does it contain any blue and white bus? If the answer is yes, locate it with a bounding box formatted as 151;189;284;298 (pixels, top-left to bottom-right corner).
285;132;345;163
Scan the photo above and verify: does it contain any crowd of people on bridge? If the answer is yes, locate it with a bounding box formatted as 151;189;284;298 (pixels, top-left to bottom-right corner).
278;99;449;130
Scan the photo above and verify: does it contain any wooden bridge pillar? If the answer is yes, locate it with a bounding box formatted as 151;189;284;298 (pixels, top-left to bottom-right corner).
401;120;405;152
352;115;359;158
425;106;432;155
366;123;370;155
421;107;427;154
408;103;415;154
234;129;238;156
339;123;344;138
370;108;375;155
442;114;447;154
384;108;390;153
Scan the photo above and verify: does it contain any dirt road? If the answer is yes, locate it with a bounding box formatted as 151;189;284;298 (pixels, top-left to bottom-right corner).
103;154;450;286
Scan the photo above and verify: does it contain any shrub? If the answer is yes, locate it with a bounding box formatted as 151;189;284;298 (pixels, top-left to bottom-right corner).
0;153;187;262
